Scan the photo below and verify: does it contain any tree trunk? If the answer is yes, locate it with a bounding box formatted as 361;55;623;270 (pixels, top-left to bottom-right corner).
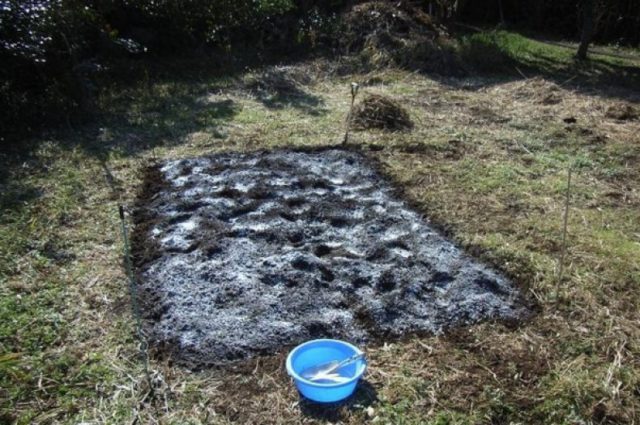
534;1;545;29
577;0;594;60
454;0;468;20
497;0;505;24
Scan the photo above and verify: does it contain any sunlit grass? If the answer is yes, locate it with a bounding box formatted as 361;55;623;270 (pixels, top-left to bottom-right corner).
459;30;640;86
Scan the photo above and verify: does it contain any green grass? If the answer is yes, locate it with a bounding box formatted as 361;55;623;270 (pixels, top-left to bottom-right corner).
1;45;640;423
0;154;118;423
459;30;640;86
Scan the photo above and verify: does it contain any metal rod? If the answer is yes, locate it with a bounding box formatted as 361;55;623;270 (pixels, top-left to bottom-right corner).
555;168;572;307
119;205;154;396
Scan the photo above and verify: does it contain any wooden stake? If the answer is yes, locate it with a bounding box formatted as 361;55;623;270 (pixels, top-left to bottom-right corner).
343;83;359;145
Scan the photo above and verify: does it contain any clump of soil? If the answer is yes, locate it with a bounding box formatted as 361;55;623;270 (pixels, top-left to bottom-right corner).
351;94;413;131
605;103;638;121
336;1;461;74
132;148;527;367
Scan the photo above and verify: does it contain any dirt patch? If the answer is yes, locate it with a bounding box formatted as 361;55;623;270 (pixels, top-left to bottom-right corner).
351;94;413;131
132;148;527;367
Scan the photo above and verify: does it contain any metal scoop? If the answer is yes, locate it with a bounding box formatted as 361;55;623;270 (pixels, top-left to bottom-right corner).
300;353;365;382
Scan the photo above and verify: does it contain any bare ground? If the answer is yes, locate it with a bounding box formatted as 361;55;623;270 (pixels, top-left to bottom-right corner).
132;148;526;367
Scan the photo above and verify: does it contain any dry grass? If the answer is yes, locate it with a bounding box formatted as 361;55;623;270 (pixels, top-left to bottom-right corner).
1;56;640;425
337;1;459;75
351;94;413;131
605;103;639;121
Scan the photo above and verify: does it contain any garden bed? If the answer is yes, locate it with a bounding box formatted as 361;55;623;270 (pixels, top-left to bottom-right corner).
133;148;527;367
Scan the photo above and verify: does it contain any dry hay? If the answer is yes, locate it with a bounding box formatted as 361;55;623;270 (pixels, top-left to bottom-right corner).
351;94;413;131
336;1;461;74
480;77;575;127
605;102;639;121
508;77;564;105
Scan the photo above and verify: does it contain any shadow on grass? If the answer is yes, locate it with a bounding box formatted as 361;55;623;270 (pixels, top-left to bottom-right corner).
0;86;244;178
74;63;326;165
93;93;241;158
0;180;43;228
298;379;378;422
254;87;326;116
0;180;43;210
243;67;327;116
0;48;316;161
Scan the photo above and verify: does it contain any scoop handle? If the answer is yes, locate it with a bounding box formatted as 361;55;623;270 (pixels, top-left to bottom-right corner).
330;352;365;373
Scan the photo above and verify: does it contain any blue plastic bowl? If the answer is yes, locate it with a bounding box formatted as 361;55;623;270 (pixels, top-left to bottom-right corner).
286;339;367;403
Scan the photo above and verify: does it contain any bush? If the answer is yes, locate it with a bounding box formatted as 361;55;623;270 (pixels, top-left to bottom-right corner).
1;0;103;140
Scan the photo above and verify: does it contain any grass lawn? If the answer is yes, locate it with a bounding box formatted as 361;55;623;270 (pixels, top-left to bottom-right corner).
459;30;640;86
1;31;639;424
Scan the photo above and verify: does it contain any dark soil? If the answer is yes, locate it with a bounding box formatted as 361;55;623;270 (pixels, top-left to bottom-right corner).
132;148;527;367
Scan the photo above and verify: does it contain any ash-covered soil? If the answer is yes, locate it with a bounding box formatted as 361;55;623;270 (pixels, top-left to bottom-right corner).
133;148;527;367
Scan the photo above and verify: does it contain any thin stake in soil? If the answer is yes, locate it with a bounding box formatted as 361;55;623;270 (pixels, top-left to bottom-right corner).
555;168;572;306
343;82;359;145
119;205;154;397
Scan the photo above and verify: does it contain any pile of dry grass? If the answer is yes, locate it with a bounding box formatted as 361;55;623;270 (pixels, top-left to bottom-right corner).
605;102;638;121
509;77;564;105
336;1;461;74
351;94;413;131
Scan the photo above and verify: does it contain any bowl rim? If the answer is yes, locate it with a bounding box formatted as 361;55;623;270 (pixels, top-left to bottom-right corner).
286;338;366;388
